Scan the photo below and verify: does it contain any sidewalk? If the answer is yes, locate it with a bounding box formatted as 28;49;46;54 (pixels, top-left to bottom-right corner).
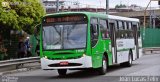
143;47;160;54
0;62;40;75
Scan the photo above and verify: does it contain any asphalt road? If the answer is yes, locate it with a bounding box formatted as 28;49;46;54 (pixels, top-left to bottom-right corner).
1;54;160;82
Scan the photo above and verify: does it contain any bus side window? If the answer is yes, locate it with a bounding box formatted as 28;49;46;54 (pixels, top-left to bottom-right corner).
118;21;123;30
91;18;99;47
124;22;127;30
137;23;141;38
100;19;109;39
128;22;132;30
128;22;133;38
91;24;98;38
123;22;127;38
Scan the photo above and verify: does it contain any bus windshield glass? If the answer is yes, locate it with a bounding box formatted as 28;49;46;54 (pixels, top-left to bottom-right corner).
42;15;87;50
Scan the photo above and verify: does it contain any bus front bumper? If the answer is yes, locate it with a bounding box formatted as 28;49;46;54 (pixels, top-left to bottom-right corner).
41;56;92;70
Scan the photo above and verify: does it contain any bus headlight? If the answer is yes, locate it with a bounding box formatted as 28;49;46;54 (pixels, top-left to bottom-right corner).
83;54;86;57
44;56;48;59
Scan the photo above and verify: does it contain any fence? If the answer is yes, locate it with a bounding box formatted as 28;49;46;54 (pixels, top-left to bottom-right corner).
0;35;38;60
141;28;160;48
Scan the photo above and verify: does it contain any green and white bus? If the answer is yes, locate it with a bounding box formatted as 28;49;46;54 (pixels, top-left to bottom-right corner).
39;12;142;76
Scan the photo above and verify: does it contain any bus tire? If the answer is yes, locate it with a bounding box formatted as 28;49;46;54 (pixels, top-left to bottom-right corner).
57;69;67;76
97;56;107;75
120;50;132;67
125;51;133;67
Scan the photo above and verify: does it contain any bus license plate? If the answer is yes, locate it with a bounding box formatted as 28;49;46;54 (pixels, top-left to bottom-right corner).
60;61;69;65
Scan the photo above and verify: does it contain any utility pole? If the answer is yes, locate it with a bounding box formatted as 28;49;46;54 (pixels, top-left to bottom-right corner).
144;0;160;28
159;1;160;8
56;0;59;12
153;10;156;28
106;0;109;14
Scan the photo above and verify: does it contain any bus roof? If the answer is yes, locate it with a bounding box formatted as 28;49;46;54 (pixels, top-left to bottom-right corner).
108;15;139;22
45;12;139;22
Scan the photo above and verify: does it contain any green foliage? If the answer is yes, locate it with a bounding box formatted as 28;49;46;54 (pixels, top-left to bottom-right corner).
0;0;45;34
115;4;127;8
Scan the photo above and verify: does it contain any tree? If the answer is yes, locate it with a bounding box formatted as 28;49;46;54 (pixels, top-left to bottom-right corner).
115;4;127;8
0;0;45;34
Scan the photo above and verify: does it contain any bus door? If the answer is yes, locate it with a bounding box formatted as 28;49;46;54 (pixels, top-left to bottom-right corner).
132;23;139;59
109;22;117;63
90;18;101;67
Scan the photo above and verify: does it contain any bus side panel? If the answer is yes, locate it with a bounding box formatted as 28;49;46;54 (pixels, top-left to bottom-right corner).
116;39;135;63
105;40;113;66
91;39;104;68
91;40;113;68
91;53;103;68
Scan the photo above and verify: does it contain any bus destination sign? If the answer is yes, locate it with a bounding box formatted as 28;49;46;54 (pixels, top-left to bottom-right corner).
45;15;87;23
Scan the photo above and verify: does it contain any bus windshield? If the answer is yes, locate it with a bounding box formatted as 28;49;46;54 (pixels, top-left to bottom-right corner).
43;22;87;50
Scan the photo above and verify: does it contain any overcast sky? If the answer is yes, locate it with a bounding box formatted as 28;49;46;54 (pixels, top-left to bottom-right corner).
76;0;159;8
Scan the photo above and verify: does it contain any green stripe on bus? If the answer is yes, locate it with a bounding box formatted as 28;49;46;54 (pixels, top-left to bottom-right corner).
117;48;135;52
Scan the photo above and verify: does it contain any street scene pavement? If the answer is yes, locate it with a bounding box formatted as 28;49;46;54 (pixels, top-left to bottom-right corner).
1;0;160;82
1;54;159;82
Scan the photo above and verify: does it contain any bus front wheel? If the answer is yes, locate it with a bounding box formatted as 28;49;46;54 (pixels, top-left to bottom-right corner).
97;56;107;75
57;69;67;76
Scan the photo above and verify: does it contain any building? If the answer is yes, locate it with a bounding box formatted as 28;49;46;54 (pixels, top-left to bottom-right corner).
42;1;160;28
43;0;81;13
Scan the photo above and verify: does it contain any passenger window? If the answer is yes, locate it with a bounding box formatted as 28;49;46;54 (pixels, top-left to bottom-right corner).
128;22;132;30
137;23;141;38
124;22;127;30
100;19;109;39
91;18;99;47
118;21;123;30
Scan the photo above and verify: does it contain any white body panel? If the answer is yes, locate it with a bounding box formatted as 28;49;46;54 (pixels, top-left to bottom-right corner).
112;38;142;64
138;38;143;58
41;56;92;70
112;47;116;63
116;39;136;63
108;14;141;64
